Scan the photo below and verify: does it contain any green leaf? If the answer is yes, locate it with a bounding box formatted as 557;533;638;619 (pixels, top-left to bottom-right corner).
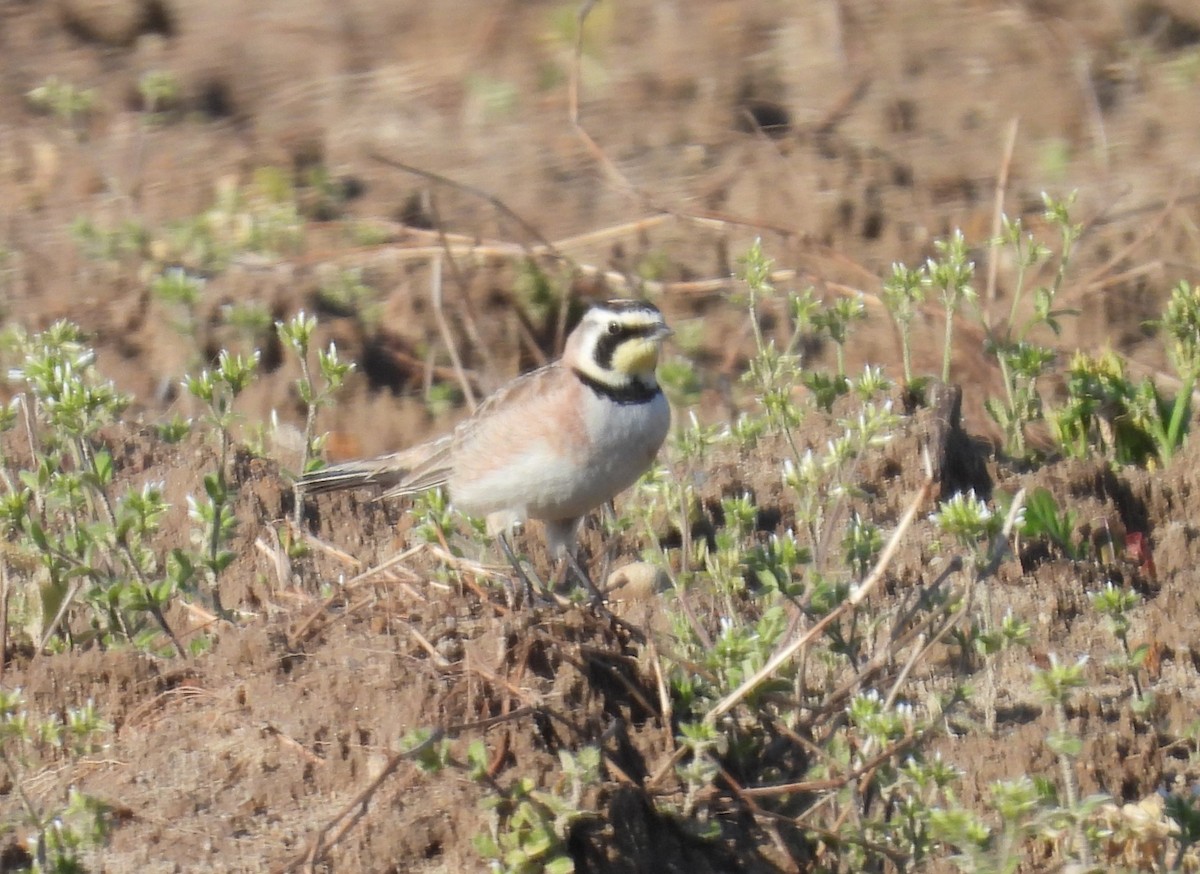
203;472;227;503
92;449;114;486
28;519;49;551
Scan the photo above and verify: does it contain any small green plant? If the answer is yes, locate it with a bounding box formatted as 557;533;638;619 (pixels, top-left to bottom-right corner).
137;70;182;120
315;267;381;327
154;413;191;444
842;512;882;578
1051;349;1147;464
930;490;1003;571
1051;298;1198;466
424;380;462;417
931;489;1022;732
223;300;275;353
1090;582;1150;709
151;269;206;354
1165;793;1200;867
657;354;703;408
1031;655;1097;866
930;777;1058;874
472;746;600;873
736;241;806;433
811;293;868;384
183;350;259;614
983;195;1080;458
277;312;354;524
512;259;563;328
675;721;725;816
1017;487;1084;560
881;262;927;387
26;76;96;135
70;217;149;265
1142;279;1200;462
0;688;113;873
927;230;977;384
1;323;190;654
155;170;305;273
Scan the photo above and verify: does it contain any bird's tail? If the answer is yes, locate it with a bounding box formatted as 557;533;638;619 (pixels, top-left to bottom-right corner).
298;436;453;498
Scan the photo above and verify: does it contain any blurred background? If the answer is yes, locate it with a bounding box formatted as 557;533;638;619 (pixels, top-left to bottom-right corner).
2;0;1199;449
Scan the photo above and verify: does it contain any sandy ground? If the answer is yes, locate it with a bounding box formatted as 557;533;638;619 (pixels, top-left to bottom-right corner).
2;0;1200;870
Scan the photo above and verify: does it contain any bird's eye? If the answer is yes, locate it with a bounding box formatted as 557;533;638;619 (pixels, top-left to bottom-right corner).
607;321;621;335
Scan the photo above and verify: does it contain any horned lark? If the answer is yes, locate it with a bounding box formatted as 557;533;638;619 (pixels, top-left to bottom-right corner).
299;299;673;594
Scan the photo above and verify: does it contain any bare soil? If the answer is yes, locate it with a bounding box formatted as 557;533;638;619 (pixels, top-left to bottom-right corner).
2;1;1200;871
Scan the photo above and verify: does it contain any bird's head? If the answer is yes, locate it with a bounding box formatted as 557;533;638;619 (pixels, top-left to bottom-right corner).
565;299;672;396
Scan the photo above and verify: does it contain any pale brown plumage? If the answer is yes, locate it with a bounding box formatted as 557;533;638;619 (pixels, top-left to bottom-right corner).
299;300;672;561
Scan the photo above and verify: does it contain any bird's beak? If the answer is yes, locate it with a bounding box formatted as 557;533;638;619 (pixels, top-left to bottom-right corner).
655;324;674;340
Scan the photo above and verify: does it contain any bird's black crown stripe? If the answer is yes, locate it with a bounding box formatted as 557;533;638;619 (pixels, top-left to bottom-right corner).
574;369;662;405
601;299;661;315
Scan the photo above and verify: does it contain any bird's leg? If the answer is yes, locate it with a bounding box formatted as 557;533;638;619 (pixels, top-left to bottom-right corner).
563;548;606;604
597;501;619;592
496;531;542;606
543;517;601;601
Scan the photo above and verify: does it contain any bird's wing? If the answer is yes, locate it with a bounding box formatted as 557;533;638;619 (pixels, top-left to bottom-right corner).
448;364;585;493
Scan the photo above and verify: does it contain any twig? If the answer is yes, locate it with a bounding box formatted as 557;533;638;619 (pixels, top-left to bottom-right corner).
408;625;451;668
272;729;445;874
288;546;424;647
736;736;920;799
569;1;640;201
429;254;478;411
0;561;8;682
985;118;1019;306
254;529;293;591
368;152;560;256
263;723;326;767
705;462;937;725
292;526;363;565
647;637;673;751
428;204;500;391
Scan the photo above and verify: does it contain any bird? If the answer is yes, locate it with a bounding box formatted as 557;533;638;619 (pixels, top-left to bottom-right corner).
298;298;673;597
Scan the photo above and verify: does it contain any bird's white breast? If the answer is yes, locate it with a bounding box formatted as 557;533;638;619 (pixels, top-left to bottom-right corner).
449;388;669;524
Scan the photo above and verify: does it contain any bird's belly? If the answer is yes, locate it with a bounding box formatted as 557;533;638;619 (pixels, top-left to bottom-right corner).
449;392;669;523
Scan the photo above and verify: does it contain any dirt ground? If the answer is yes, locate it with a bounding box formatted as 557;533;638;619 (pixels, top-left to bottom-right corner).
3;0;1200;871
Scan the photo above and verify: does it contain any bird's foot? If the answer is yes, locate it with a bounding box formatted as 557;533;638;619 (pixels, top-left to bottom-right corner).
563;549;607;605
496;532;553;608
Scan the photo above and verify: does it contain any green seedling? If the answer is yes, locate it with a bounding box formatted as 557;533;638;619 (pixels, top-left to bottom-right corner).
3;323;189;655
931;490;1003;571
882;262;927;387
1031;655;1094;866
473;747;600;874
1090;583;1150;708
278;312;354;524
138;70;182;120
981;195;1113;460
1017;488;1084;561
26;76;96;136
1051;349;1145;463
315;267;381;328
926;230;977;384
183;350;259;614
0;689;113;873
737;240;805;436
1146;279;1200;462
70;216;149;265
930;777;1059;874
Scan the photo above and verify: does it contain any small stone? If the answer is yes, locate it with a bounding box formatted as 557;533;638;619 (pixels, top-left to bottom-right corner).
604;561;667;602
